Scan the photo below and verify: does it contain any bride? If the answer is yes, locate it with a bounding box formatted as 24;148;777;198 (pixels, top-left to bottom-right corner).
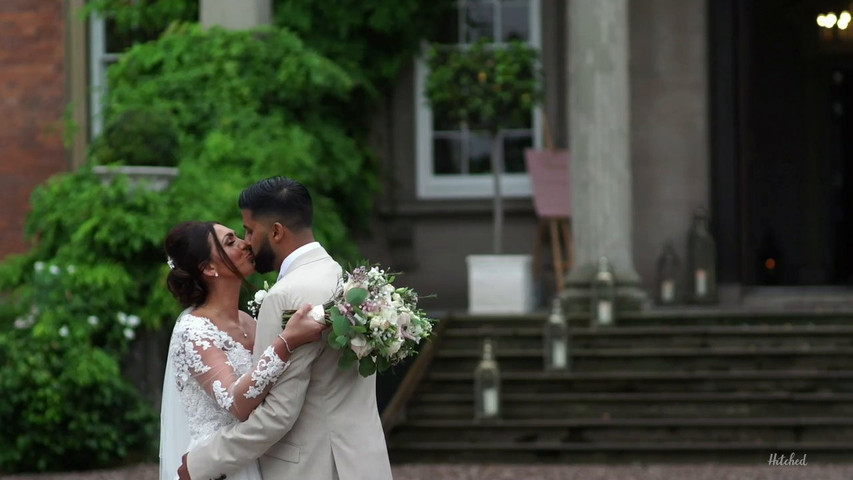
159;221;326;480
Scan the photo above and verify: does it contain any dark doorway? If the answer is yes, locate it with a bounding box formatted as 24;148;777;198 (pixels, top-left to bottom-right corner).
711;0;853;286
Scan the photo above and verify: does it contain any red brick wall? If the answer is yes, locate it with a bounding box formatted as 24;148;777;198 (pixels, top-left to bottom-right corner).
0;0;69;260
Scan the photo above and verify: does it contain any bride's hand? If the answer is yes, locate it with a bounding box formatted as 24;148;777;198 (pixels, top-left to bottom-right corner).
281;303;328;348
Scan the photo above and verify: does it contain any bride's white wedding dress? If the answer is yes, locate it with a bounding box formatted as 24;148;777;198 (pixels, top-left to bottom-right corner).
159;312;290;480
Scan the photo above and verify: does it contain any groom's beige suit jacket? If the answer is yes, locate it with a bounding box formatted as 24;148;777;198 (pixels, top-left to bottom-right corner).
186;246;393;480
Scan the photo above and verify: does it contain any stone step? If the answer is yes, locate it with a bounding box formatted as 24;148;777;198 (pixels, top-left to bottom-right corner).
421;370;853;394
445;311;853;329
442;325;853;350
389;417;853;444
406;392;853;419
386;312;853;462
430;346;853;373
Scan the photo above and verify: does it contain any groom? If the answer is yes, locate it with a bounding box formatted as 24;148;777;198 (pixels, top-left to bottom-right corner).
178;177;392;480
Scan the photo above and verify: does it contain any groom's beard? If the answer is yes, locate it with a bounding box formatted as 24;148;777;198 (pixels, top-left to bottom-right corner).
252;238;276;274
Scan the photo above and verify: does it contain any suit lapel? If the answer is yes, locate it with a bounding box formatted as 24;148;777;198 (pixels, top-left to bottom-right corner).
282;246;330;279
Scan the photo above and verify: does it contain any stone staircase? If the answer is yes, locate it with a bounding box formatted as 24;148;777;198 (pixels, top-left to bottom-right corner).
383;311;853;463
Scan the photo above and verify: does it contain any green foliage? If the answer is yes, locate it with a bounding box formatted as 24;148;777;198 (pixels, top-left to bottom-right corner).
272;0;453;91
88;0;453;95
0;260;156;473
104;24;375;246
0;334;155;472
92;107;179;166
425;38;543;133
84;0;197;42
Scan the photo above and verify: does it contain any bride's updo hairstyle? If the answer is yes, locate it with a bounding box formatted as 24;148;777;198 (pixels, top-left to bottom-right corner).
164;221;245;307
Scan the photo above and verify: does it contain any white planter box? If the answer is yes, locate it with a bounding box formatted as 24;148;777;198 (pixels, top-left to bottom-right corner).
467;254;534;314
93;165;178;192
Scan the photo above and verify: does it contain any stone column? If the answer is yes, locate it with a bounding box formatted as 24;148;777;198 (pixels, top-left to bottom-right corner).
562;0;648;312
200;0;271;30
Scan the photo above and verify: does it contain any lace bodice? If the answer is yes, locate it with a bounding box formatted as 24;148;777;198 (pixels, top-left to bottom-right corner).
169;313;289;443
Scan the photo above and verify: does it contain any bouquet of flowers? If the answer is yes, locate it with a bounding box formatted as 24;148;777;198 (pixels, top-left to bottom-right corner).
251;264;436;377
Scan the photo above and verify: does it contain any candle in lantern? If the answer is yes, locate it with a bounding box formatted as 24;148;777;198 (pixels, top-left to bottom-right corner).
483;386;498;416
695;269;707;297
661;279;675;303
597;300;613;325
551;339;567;369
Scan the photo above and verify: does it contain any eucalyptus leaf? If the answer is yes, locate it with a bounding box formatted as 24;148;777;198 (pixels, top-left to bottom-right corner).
338;350;357;370
376;355;391;372
346;287;368;306
358;358;377;377
332;313;352;337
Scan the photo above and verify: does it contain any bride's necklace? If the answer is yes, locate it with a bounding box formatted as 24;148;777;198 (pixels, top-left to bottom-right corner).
235;324;248;338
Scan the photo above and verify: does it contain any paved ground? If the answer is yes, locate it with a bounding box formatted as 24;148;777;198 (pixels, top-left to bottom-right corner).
2;462;852;480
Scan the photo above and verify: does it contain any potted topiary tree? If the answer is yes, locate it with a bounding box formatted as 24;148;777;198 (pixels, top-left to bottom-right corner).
91;107;180;192
425;38;542;313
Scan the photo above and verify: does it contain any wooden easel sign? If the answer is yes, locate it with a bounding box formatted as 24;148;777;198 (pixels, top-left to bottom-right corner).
524;149;570;218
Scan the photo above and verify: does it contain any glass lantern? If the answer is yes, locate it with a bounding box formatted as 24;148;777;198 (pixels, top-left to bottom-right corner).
474;337;501;421
543;297;570;371
687;207;717;303
591;256;616;328
656;242;680;305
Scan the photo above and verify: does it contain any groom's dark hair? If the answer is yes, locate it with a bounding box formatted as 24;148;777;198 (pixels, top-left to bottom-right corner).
239;176;313;232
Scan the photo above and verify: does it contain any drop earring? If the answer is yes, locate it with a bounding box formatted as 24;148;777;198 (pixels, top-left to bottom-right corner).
214;271;219;277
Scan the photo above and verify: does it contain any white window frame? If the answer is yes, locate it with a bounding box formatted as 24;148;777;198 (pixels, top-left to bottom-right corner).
88;12;122;138
415;0;542;199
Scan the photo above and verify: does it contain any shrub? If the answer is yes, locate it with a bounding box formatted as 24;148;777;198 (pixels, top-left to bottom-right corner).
0;259;155;473
92;107;179;167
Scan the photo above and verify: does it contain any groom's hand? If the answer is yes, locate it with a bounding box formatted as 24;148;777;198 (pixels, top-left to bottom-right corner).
177;453;191;480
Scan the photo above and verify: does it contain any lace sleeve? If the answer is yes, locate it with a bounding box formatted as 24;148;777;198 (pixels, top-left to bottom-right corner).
173;322;290;421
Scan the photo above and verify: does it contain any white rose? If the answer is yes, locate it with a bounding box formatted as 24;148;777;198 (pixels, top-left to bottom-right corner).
14;318;27;329
387;339;403;355
370;315;390;331
391;293;403;308
349;335;372;359
254;290;267;304
381;307;397;325
49;265;60;275
117;312;128;325
123;328;135;340
397;312;411;329
87;315;99;326
127;315;141;328
370;317;383;330
308;305;326;324
34;261;45;272
59;325;69;337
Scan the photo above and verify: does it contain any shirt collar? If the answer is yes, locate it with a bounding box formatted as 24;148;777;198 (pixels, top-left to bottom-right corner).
277;242;321;281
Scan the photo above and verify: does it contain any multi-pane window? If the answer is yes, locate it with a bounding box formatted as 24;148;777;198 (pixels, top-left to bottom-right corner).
416;0;541;199
88;14;157;137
